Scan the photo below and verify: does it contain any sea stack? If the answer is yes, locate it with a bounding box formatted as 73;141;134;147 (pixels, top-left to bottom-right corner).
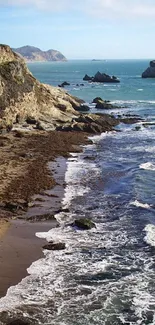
142;60;155;78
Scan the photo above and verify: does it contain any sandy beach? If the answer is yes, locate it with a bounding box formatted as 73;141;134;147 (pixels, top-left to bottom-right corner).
0;130;89;298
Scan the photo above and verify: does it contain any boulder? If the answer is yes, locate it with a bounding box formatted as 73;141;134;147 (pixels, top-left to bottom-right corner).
142;60;155;78
92;97;103;103
96;100;115;110
92;97;117;109
43;242;65;250
74;104;90;112
72;218;96;230
26;213;58;222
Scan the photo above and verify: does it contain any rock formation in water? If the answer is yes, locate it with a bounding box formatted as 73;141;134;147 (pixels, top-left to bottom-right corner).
12;45;67;62
0;44;119;133
83;71;120;83
142;60;155;78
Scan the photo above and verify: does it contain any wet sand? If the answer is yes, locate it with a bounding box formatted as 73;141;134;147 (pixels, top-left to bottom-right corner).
0;130;89;298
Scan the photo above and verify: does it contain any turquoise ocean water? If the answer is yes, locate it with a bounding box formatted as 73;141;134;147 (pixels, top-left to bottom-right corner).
0;60;155;325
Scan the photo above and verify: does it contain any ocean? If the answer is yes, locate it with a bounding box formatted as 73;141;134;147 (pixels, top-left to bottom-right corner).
0;60;155;325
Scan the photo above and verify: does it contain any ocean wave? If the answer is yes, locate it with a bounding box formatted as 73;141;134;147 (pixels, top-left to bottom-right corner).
139;162;155;171
130;200;151;209
89;131;116;143
111;99;155;106
144;224;155;247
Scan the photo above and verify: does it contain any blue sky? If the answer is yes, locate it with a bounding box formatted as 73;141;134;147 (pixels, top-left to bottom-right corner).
0;0;155;59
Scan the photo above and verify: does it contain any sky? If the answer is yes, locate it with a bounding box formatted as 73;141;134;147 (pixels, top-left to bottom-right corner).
0;0;155;59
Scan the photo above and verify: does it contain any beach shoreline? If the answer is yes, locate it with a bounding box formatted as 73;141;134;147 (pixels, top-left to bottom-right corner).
0;130;89;298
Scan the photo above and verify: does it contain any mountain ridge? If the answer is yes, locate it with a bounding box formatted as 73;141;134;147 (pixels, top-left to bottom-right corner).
12;45;67;62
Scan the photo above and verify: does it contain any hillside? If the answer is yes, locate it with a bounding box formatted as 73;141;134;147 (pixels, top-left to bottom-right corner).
12;45;67;62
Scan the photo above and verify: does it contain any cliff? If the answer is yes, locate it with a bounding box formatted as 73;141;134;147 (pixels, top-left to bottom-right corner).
0;44;81;130
142;60;155;78
12;45;67;62
0;44;119;134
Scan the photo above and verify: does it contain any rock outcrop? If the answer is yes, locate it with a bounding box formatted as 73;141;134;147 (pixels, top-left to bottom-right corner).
142;60;155;78
83;71;120;83
0;44;81;130
0;44;119;134
12;45;67;62
92;97;117;109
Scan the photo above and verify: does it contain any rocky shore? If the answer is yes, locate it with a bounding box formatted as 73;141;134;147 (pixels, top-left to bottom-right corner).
0;44;140;308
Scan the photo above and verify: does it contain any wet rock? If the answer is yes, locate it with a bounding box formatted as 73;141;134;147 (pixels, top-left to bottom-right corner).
96;100;115;110
43;242;66;250
92;97;103;103
58;81;70;87
26;213;58;222
135;126;141;131
75;104;90;112
56;208;70;213
7;320;30;325
72;218;96;230
4;200;28;212
120;117;140;124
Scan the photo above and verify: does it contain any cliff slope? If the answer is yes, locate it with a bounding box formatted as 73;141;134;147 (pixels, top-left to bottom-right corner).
0;44;119;134
0;44;81;130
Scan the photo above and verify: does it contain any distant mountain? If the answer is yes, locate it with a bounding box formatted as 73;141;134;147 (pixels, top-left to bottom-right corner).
12;45;67;62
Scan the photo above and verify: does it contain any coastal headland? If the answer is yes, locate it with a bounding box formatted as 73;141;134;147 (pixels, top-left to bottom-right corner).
0;44;139;301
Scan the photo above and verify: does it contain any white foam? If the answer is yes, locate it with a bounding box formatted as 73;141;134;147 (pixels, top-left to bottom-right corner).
89;131;116;143
144;224;155;247
140;162;155;171
130;200;151;209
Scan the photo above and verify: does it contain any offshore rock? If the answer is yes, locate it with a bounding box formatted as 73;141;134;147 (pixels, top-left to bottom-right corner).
92;97;117;109
58;81;70;87
142;60;155;78
83;74;92;81
83;71;120;83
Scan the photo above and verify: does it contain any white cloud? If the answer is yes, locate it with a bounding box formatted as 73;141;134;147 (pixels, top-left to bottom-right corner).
1;0;155;18
87;0;155;18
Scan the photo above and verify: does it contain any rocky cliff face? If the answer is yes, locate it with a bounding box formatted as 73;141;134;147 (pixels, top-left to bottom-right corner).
0;44;119;134
0;44;81;130
12;45;67;62
142;60;155;78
